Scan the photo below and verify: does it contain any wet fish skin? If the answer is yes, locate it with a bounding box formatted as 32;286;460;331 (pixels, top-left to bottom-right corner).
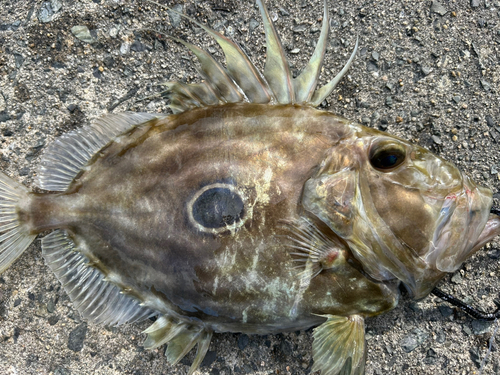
27;104;400;333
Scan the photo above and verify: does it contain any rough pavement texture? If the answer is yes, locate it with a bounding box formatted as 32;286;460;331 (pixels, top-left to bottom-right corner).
1;0;500;374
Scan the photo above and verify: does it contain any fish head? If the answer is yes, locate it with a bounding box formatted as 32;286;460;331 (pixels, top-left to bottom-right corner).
303;125;500;299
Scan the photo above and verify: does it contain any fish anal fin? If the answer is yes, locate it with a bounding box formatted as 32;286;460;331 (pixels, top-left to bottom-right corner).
42;230;156;326
312;314;366;375
143;316;213;374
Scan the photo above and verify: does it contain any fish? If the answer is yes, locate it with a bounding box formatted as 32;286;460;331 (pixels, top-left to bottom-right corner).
0;1;499;375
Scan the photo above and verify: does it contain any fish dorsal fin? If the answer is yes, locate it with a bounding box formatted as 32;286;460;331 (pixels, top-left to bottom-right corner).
146;0;357;111
36;112;159;191
312;314;366;375
41;229;156;326
143;315;213;375
256;0;294;103
293;0;329;103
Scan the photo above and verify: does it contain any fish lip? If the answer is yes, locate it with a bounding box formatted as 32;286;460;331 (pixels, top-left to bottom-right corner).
472;212;500;253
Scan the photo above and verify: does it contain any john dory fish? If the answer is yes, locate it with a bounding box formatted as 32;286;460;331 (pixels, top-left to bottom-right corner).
1;1;500;374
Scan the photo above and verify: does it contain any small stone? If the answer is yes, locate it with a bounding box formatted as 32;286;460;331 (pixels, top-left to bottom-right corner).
47;299;55;313
487;249;500;259
432;135;442;144
452;135;458;141
471;0;481;8
480;79;491;91
463;325;473;336
293;24;308;33
38;2;54;23
452;95;461;104
431;1;448;15
438;305;453;318
71;26;94;44
237;334;249;350
371;51;380;61
436;329;446;343
472;320;493;335
167;4;183;28
470;347;482;368
421;66;431;76
67;104;78;113
385;96;393;107
401;328;429;353
249;18;260;31
478;19;487;28
451;273;463;284
491;165;498;174
486;115;496;127
120;42;130;55
109;26;119;38
47;315;59;326
131;40;146;52
68;323;87;352
290;48;300;54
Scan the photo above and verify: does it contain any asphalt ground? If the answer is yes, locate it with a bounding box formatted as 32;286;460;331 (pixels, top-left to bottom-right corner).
1;0;500;374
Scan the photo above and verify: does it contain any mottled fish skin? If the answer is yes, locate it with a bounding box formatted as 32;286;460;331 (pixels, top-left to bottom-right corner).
27;104;399;333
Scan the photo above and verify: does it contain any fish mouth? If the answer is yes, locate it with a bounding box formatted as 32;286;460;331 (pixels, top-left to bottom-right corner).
471;208;500;253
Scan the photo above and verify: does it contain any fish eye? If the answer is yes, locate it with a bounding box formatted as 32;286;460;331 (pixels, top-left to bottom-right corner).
369;142;406;171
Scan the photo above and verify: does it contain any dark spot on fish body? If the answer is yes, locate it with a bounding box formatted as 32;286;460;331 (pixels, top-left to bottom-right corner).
191;187;245;228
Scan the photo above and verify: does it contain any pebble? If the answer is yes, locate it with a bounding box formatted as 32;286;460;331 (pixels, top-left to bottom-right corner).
432;135;442;145
471;320;493;335
67;323;87;352
438;305;453;318
167;4;183;28
120;42;131;55
431;1;448;16
290;48;300;54
486;115;496;127
452;95;461;104
471;0;481;8
400;328;429;353
38;0;62;23
451;272;463;284
249;18;260;31
293;25;308;33
71;26;94;44
421;66;431;76
0;94;5;112
480;79;491;91
238;334;249;350
371;51;380;61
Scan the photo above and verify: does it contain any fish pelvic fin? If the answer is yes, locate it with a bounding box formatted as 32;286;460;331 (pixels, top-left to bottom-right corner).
312;314;366;375
143;315;213;375
42;230;157;326
0;172;36;274
144;0;357;111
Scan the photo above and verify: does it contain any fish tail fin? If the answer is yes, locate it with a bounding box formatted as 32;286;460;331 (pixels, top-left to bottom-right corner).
0;172;36;274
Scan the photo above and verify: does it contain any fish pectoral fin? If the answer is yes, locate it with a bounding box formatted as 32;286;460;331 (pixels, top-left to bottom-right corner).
312;314;366;375
143;316;212;375
42;229;156;326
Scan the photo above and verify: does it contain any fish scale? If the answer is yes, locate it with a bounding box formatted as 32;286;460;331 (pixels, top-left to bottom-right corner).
0;1;499;375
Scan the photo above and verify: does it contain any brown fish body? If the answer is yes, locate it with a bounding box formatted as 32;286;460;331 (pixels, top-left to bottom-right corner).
27;104;398;333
